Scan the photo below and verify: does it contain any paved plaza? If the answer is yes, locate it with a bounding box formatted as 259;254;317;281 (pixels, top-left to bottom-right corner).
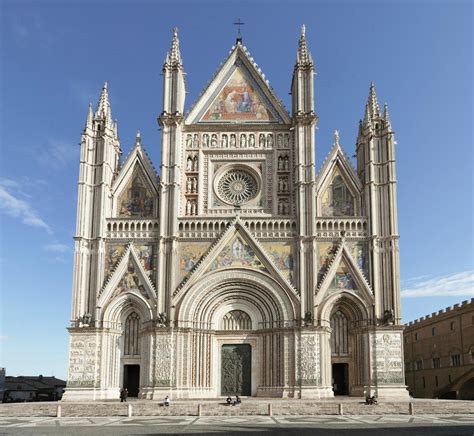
1;414;474;435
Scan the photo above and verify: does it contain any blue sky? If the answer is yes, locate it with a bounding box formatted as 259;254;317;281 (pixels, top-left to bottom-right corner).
0;0;472;379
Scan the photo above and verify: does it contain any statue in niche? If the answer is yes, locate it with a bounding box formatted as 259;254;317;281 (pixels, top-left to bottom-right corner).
284;134;290;147
240;134;247;148
192;178;198;192
249;134;255;147
186;200;192;215
186;134;192;147
186;156;193;171
259;133;266;147
278;156;283;170
186;178;192;193
267;133;273;147
277;134;283;148
284;155;289;170
211;134;218;147
191;200;197;215
193;134;200;147
303;311;313;326
230;134;236;147
221;134;228;148
193;155;198;171
203;133;209;147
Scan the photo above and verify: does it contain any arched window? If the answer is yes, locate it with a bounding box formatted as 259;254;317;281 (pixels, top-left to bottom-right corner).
330;310;349;356
124;312;140;356
221;310;252;330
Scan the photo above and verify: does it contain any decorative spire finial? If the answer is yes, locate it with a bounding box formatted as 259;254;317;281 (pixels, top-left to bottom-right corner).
85;103;93;129
368;81;381;119
168;27;182;66
95;81;110;119
135;130;141;146
296;24;312;66
383;102;392;129
334;129;340;146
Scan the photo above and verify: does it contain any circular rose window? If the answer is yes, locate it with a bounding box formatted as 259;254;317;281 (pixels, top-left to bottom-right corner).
216;169;259;205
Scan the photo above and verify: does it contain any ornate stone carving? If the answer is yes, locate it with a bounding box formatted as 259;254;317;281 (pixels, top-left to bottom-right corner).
371;332;404;385
154;334;174;386
299;334;320;385
216;169;259;205
67;334;101;388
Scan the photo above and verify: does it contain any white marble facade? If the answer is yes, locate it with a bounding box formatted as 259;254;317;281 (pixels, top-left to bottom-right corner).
62;27;409;401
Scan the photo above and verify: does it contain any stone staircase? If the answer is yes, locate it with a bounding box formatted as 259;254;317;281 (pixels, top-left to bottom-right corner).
0;399;472;417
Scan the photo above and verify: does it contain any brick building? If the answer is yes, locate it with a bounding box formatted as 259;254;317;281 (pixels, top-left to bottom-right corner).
404;298;474;399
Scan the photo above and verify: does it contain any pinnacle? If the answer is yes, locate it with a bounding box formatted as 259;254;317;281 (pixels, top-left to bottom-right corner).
296;23;311;65
363;103;372;128
167;27;182;66
367;81;380;119
383;102;392;128
85;103;93;128
95;81;111;119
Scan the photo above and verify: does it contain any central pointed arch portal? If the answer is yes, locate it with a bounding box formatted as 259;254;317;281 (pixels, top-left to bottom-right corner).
175;269;299;397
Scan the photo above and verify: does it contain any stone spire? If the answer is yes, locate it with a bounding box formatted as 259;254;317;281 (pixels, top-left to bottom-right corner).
166;27;182;67
363;102;372;128
95;82;110;119
367;81;381;119
85;103;93;130
383;102;392;129
296;24;312;65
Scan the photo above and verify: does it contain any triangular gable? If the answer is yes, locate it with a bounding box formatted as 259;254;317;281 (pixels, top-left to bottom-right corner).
316;143;362;216
186;44;290;125
315;241;373;307
98;243;156;306
111;144;159;217
173;217;298;300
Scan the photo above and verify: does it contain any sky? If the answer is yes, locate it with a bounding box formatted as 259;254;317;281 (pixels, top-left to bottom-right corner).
0;0;472;380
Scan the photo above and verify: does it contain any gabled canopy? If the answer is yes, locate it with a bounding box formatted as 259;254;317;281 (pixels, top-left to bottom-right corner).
186;43;291;125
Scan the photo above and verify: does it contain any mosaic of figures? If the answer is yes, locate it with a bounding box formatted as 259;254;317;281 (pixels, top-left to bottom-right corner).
202;68;274;121
184;132;291;150
112;260;150;300
320;168;355;216
261;242;294;283
118;169;155;217
208;237;267;272
330;259;357;291
346;241;368;278
104;244;155;285
178;242;211;280
317;242;368;285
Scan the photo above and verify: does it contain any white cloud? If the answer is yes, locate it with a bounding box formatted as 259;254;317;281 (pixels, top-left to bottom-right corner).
401;271;474;298
0;180;51;233
35;139;78;169
44;243;70;253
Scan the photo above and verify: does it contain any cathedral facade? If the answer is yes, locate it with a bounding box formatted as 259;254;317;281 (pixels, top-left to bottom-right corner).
63;27;408;401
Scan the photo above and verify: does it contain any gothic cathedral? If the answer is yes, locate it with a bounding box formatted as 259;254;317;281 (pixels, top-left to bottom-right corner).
63;27;408;400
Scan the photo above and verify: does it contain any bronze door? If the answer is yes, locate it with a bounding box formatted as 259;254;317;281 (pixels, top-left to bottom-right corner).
221;344;251;396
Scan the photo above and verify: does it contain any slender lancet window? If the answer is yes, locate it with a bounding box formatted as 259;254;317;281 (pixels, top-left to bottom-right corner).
124;312;141;356
331;310;349;355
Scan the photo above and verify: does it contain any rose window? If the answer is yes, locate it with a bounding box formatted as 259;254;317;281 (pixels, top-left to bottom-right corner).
217;169;259;205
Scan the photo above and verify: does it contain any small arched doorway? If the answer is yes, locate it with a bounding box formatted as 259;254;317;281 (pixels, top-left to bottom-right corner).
330;309;350;395
122;311;141;397
220;310;253;396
